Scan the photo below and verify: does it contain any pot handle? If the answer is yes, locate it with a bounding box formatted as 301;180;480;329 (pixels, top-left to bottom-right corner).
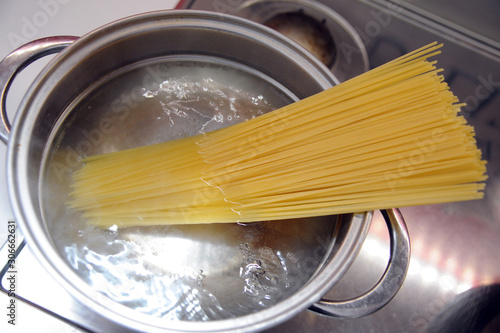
310;208;410;318
0;36;79;144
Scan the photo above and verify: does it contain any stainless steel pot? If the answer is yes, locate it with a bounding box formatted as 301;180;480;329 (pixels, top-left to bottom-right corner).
0;10;409;333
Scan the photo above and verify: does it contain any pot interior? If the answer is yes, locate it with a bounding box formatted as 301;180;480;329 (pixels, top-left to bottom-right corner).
40;55;342;320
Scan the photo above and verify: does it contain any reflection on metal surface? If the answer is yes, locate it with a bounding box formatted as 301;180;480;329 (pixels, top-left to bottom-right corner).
310;209;410;319
398;0;500;49
179;0;500;332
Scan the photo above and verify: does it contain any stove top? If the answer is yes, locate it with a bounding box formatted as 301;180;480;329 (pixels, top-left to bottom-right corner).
1;0;500;332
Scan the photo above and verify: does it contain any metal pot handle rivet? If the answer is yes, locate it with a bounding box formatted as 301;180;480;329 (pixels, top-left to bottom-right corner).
310;208;410;318
0;36;79;144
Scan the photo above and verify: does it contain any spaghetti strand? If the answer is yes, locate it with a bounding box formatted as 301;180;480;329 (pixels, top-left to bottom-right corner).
67;43;487;228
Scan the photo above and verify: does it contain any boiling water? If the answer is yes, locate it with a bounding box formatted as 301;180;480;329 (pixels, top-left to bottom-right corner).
42;58;336;321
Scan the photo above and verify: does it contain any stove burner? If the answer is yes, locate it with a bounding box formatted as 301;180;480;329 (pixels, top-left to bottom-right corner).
231;0;370;81
264;11;336;67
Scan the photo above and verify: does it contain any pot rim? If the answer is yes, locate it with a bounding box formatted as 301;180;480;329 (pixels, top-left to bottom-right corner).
6;10;370;333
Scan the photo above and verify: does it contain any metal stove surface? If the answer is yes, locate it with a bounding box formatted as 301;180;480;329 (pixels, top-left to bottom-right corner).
1;0;500;332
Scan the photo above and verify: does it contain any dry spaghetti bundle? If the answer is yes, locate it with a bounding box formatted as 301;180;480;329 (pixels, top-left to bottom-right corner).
68;43;487;228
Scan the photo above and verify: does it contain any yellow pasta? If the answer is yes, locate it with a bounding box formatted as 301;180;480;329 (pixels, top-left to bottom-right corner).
68;42;487;228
